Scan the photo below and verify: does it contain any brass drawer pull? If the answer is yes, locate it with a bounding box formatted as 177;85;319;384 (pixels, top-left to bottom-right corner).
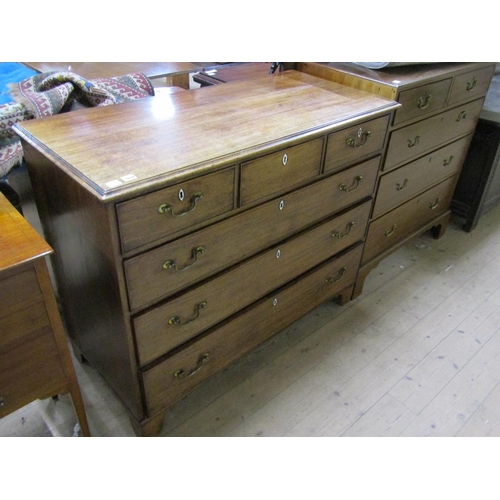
346;129;371;148
326;266;347;284
385;224;397;237
174;352;210;378
466;76;477;91
163;246;205;271
332;221;355;239
169;301;207;326
158;192;203;217
443;155;454;166
407;135;420;148
456;111;468;122
396;178;409;191
339;175;363;193
429;198;441;210
417;92;433;109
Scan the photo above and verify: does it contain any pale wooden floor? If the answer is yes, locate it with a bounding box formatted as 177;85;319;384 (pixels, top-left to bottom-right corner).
3;204;500;438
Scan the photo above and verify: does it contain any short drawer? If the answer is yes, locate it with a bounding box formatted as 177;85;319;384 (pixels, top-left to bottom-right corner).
134;201;371;365
240;137;323;205
394;78;451;126
384;98;484;171
116;168;236;254
125;157;380;311
324;115;390;173
448;66;495;106
372;135;472;218
142;244;363;417
0;332;66;418
362;175;459;265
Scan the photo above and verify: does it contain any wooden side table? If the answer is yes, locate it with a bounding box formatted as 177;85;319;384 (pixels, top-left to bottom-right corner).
0;192;90;436
192;62;274;86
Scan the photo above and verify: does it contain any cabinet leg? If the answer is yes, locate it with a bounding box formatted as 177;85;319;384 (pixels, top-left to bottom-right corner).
130;412;166;437
69;386;91;437
352;261;380;300
430;211;451;239
334;285;355;305
71;342;89;364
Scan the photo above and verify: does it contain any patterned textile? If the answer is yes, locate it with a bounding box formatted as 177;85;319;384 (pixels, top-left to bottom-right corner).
0;102;30;177
0;71;155;177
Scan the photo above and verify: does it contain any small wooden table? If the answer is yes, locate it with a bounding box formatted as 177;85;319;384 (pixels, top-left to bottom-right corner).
192;62;274;86
23;62;221;89
0;192;90;436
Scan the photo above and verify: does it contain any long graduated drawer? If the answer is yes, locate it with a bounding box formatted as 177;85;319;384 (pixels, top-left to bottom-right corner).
384;98;484;171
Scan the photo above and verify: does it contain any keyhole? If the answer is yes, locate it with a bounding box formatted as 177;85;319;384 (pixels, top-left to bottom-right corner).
279;200;285;211
178;189;185;201
282;154;288;166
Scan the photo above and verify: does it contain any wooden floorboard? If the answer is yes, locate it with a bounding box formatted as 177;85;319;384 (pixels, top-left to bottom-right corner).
3;205;500;437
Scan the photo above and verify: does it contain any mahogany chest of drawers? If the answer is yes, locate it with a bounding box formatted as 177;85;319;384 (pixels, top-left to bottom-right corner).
14;71;399;436
298;62;495;296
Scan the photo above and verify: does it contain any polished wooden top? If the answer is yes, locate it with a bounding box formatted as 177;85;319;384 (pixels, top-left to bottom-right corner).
0;193;52;272
23;62;222;80
14;70;399;201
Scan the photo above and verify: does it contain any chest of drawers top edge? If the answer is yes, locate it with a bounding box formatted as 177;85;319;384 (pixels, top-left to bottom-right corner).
14;70;399;203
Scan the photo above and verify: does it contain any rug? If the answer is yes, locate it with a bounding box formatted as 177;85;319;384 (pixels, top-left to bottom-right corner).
0;70;155;177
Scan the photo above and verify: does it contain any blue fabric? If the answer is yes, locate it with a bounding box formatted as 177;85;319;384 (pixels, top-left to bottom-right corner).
0;62;37;104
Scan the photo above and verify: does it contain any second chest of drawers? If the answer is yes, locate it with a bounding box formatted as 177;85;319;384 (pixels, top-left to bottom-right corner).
298;62;495;296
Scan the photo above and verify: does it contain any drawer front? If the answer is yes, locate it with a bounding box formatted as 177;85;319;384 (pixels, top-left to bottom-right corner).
0;269;50;352
125;157;380;311
0;301;51;354
0;268;42;311
362;175;458;265
448;66;495;106
373;135;472;218
142;244;363;417
240;137;323;206
394;78;451;125
0;333;66;418
134;201;371;365
117;168;236;254
384;98;484;172
324;115;390;173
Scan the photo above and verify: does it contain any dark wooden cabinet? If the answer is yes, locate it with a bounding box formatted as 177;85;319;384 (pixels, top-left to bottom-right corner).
451;74;500;231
